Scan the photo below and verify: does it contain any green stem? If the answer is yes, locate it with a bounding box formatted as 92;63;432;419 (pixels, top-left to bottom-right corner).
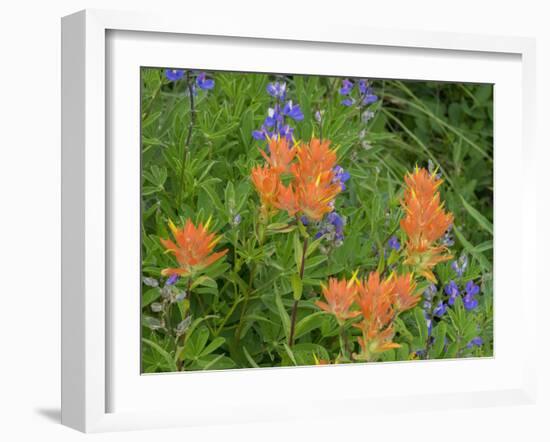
177;72;196;210
289;235;308;347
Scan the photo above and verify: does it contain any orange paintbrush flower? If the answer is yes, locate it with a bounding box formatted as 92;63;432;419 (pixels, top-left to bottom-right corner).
392;273;420;312
160;218;228;278
252;137;343;221
316;277;361;324
275;183;300;217
291;138;337;182
355;271;396;329
260;136;297;175
400;167;454;282
251;165;281;210
353;271;400;360
295;178;342;221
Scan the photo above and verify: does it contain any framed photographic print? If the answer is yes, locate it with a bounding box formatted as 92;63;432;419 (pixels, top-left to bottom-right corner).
61;9;538;433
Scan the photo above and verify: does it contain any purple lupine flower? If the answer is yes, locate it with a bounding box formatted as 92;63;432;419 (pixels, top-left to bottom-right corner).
451;254;468;278
282;100;304;121
300;216;309;226
463;296;479;311
314;230;325;239
433;301;447;317
266;81;287;100
445;280;460;305
341;97;355;107
463;283;479;310
339;79;354;95
467;337;483;349
252;129;266;140
465;281;480;297
358;79;378;104
165;69;185;81
361;92;378;105
196;72;215;90
332;165;351;190
264;107;282;128
424;284;437;301
315;110;323;122
388;236;401;251
278;124;294;143
442;226;455;247
166;274;179;286
327;212;344;229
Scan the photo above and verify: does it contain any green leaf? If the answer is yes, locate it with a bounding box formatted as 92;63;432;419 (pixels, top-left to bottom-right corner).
275;288;290;340
414;307;428;344
142;338;177;371
142;288;160;307
183;326;210;359
243;346;260;368
200;337;225;357
429;322;447;359
282;343;298;366
460;196;493;235
293;232;303;270
290;273;303;301
396;342;410;361
294;311;325;339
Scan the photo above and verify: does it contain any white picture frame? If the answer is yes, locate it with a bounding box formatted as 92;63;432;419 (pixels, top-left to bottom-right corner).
61;9;538;433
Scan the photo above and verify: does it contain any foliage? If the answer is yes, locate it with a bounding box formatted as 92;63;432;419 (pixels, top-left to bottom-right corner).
140;68;493;372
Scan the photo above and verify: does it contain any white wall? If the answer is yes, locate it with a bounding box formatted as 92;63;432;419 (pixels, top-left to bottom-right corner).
0;1;547;440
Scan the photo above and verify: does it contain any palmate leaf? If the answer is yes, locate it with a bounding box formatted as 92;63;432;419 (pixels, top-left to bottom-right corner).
142;338;177;372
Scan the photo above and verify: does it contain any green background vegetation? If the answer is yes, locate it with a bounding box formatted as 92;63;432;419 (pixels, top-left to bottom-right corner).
140;68;493;372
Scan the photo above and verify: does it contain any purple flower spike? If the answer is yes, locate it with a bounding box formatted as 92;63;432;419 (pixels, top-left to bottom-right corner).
445;280;460;305
266;82;287;100
196;72;215;90
282;100;304;121
463;294;479;311
165;69;185;81
362;94;378;105
341;97;355;107
166;274;179;286
252;130;266;141
339;79;354;95
467;337;483;349
388;236;401;251
433;301;447;317
332;165;351;190
327;212;344;229
465;281;480;297
424;284;437;301
451;254;468;277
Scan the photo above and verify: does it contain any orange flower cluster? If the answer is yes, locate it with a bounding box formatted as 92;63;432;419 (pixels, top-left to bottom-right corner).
316;278;361;325
251;137;342;221
400;167;454;282
160;218;228;278
316;271;419;361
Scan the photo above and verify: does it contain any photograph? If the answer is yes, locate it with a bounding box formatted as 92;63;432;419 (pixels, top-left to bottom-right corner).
140;67;494;372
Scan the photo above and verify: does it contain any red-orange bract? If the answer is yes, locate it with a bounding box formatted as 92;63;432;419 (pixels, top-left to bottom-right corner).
393;273;420;313
400;167;454;282
316;277;361;325
160;218;228;278
353;271;400;359
251;136;342;221
316;271;420;361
